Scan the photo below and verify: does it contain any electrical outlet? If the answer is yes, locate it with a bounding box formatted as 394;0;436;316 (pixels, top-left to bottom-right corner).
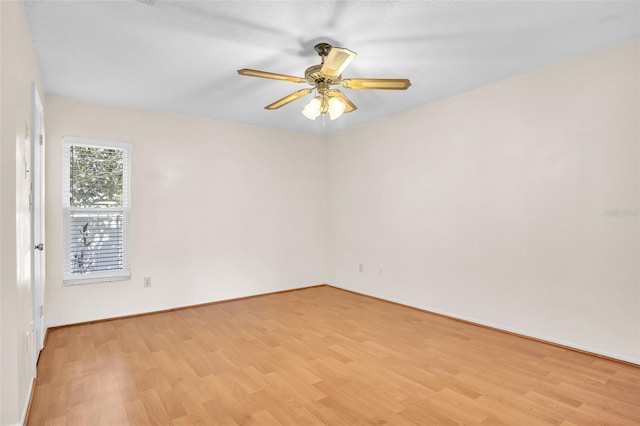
144;277;151;288
359;264;364;273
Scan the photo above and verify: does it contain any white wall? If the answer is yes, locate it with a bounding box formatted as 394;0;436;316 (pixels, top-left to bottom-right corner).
43;41;638;367
327;41;640;363
0;1;44;424
45;97;327;326
0;3;4;422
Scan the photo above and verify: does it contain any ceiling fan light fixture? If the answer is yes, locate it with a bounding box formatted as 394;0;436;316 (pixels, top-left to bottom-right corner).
238;42;411;123
328;97;346;120
302;97;322;120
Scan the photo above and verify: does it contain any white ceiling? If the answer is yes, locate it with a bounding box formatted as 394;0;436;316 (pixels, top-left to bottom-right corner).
25;1;640;135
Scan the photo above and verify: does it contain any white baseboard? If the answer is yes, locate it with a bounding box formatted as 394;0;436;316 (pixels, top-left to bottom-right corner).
18;376;36;426
329;284;640;366
422;305;640;365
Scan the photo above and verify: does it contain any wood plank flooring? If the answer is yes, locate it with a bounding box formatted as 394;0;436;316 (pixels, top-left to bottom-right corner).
28;285;640;425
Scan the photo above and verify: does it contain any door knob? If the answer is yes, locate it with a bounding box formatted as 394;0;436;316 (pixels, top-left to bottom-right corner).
35;243;44;251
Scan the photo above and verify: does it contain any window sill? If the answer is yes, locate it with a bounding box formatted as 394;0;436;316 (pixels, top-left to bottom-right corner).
63;273;131;286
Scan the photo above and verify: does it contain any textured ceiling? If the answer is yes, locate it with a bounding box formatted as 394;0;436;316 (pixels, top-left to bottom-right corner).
25;1;640;135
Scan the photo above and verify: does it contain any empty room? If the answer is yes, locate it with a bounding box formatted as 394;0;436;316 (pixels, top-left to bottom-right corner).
1;0;639;425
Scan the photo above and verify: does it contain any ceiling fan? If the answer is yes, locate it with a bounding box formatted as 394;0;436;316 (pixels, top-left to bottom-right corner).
237;43;411;121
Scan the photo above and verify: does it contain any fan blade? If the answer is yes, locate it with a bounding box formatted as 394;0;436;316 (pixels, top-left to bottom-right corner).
265;88;314;110
321;47;356;78
341;78;411;90
238;69;306;83
328;90;357;113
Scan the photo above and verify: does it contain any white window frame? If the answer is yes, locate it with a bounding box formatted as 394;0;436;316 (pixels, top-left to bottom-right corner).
62;137;132;285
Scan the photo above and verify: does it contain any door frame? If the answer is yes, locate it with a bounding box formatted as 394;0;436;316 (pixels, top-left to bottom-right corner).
31;83;45;369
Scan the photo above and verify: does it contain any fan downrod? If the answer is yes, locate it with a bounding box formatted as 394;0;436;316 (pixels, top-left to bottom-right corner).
306;43;340;84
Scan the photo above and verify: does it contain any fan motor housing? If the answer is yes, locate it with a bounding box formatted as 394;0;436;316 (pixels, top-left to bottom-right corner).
305;65;340;85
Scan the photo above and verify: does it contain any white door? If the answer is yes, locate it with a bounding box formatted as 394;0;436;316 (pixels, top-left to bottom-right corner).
32;84;45;367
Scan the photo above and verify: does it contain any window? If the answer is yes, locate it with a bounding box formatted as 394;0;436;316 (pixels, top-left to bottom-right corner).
62;137;132;285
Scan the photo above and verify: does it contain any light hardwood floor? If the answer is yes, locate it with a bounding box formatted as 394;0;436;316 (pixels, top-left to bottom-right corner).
28;285;639;425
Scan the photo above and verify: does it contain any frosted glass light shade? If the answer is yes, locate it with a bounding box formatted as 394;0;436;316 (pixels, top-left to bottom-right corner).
302;97;322;120
328;97;346;120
